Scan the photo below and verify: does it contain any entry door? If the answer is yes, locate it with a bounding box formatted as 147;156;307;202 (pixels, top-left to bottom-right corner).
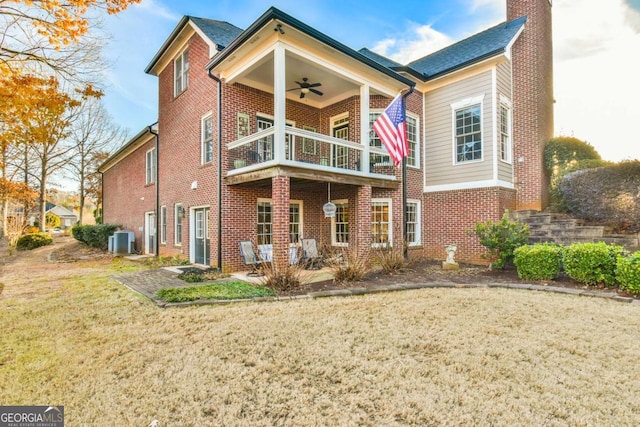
145;212;155;255
332;124;349;168
194;207;210;265
256;116;293;160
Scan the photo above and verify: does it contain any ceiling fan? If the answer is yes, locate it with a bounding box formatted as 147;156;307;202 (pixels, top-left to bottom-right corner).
287;77;323;99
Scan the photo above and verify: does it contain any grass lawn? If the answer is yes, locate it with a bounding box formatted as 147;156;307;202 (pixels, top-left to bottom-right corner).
156;281;276;302
2;256;640;425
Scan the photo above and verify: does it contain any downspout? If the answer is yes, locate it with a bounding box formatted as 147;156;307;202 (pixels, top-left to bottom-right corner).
401;86;415;261
148;123;159;256
208;68;223;271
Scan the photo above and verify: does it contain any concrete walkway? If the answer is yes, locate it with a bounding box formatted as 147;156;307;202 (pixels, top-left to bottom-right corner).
111;266;640;308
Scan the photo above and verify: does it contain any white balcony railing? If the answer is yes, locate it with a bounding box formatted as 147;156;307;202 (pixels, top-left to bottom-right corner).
227;127;396;179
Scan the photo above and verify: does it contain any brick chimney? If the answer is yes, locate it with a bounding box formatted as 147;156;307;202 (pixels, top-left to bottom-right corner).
508;0;554;211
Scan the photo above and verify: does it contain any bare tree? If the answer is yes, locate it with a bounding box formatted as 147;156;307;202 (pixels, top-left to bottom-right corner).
66;98;125;224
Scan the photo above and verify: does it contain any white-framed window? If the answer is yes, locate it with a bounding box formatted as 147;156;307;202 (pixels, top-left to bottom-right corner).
455;104;482;163
174;49;189;96
331;200;349;246
174;203;183;246
451;95;484;164
406;115;419;167
371;198;392;247
369;112;391;167
499;101;511;163
406;200;421;247
331;114;349;169
257;199;303;246
369;112;419;168
201;113;213;164
145;148;156;185
160;205;167;244
289;203;301;244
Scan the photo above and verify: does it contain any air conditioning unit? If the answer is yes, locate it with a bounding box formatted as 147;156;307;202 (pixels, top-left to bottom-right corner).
113;230;135;255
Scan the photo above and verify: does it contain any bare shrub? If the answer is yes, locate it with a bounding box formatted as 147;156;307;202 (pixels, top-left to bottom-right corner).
260;253;307;293
371;243;406;274
326;245;368;284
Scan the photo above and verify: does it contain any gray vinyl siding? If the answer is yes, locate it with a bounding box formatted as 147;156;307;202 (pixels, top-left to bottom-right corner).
496;61;513;183
424;70;493;187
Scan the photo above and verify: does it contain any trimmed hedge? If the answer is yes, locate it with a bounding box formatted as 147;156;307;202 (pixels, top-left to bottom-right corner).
16;233;53;251
563;242;626;287
514;243;563;280
71;224;121;250
616;252;640;295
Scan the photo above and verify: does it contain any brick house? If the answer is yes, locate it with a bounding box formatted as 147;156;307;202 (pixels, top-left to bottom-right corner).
100;0;553;271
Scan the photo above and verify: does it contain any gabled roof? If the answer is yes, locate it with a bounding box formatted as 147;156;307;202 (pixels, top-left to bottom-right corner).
98;124;157;173
357;48;402;69
408;16;526;80
206;6;415;88
47;204;77;219
188;17;244;50
145;16;243;74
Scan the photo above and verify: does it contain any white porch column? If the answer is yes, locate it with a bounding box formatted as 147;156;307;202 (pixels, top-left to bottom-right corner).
273;43;286;163
360;84;370;173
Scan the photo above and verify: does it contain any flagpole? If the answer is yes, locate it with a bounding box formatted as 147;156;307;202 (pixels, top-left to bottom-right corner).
402;155;408;261
401;88;413;261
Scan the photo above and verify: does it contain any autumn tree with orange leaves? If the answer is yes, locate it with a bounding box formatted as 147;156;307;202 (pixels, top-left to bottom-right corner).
0;0;141;77
0;0;138;235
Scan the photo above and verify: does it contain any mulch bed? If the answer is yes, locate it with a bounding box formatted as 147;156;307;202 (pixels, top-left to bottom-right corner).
283;260;637;299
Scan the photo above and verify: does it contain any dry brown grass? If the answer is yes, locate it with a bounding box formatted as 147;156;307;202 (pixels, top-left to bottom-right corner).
2;239;640;425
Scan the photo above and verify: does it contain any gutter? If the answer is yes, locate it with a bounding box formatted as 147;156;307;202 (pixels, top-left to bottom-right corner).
207;68;223;271
148;123;160;256
205;7;414;88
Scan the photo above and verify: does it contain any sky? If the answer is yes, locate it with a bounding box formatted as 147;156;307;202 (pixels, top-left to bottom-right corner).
101;0;640;162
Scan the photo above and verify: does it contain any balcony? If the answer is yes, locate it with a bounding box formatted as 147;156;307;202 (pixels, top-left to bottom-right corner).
226;127;398;188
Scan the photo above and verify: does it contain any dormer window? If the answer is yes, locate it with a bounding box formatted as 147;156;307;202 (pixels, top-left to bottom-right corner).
174;49;189;96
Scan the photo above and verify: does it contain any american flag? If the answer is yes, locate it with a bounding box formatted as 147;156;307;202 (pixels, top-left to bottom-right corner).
372;94;408;166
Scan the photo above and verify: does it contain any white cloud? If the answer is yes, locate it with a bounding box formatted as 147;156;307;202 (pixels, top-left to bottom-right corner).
371;23;454;65
131;0;180;21
554;0;640;161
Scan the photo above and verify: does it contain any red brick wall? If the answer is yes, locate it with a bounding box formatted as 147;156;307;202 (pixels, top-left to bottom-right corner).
157;33;218;262
423;187;517;264
102;138;156;253
508;0;554;210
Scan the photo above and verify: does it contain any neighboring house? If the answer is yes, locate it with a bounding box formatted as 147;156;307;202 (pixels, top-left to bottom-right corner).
46;203;78;229
100;0;553;270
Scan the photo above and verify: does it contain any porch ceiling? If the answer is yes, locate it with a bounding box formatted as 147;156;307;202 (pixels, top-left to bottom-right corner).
237;51;363;108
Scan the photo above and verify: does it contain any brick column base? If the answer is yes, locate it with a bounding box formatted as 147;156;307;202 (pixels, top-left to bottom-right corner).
355;185;372;263
272;175;290;270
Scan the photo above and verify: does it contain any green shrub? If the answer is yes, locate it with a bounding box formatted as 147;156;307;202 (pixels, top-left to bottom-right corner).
616;252;640;294
71;223;120;249
178;272;204;283
16;232;53;251
473;211;530;269
514;243;563;280
563;242;626;286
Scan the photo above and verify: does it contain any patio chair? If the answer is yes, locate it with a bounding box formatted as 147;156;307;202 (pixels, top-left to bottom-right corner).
239;241;265;276
301;238;322;270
